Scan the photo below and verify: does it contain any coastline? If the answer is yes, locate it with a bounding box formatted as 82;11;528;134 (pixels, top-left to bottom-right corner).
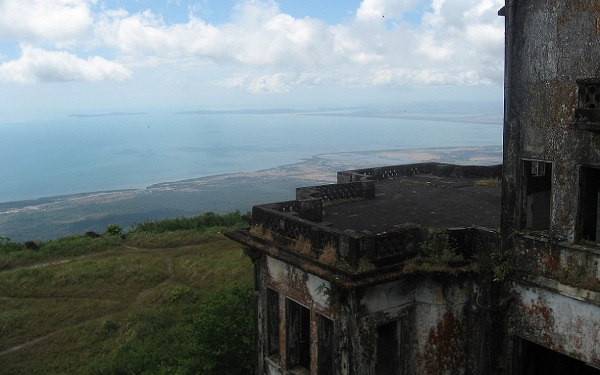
0;146;502;241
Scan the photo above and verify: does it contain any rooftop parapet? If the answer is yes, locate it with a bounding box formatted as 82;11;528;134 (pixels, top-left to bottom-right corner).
227;162;502;278
337;162;502;183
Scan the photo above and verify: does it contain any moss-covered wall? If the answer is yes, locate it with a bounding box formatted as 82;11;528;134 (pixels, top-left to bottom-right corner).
503;0;600;371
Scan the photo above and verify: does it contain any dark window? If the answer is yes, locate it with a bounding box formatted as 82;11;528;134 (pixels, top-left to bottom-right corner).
522;160;552;230
287;299;311;369
376;320;402;375
513;337;600;375
267;288;280;356
573;79;600;130
578;166;600;241
318;315;334;375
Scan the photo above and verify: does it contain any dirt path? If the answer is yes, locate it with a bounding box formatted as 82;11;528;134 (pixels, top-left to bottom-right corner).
0;336;50;356
0;246;177;357
134;254;175;306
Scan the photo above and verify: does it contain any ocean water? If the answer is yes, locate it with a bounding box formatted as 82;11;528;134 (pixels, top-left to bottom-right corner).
0;112;502;203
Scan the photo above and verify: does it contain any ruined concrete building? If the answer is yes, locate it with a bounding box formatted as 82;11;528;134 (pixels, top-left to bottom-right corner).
226;1;600;373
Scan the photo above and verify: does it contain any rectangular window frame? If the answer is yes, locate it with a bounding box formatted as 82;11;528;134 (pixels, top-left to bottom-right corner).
521;160;553;231
317;314;335;375
376;320;403;375
266;288;280;357
572;78;600;131
286;298;311;370
577;165;600;242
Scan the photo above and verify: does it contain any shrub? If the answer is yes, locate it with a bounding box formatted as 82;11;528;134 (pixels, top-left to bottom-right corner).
91;284;255;375
421;228;461;263
104;224;124;236
319;242;337;265
0;236;24;253
132;211;246;233
193;283;255;374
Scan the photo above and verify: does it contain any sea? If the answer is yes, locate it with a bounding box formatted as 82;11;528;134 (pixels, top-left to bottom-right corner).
0;110;503;204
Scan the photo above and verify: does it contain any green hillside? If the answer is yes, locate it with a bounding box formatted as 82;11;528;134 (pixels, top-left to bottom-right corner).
0;212;254;375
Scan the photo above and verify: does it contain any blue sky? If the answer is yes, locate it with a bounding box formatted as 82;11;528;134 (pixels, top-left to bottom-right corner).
0;0;505;118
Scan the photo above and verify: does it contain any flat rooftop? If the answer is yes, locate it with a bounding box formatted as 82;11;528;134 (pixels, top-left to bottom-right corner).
228;163;503;277
321;174;501;232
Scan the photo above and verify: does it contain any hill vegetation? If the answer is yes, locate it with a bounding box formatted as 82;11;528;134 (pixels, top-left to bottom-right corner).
0;212;254;374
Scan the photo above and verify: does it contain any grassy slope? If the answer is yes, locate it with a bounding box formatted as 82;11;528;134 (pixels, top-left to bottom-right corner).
0;227;252;374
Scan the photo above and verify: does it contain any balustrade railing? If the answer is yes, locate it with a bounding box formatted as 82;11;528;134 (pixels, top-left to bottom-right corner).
252;204;426;267
296;181;375;203
248;162;501;270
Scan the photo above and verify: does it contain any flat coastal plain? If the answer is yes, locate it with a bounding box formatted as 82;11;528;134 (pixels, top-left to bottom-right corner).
0;147;502;242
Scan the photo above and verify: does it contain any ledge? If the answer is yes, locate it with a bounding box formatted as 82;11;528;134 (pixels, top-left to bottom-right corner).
513;273;600;307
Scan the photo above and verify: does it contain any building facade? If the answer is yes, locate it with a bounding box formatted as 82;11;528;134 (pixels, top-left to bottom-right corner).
501;1;600;373
226;1;600;373
227;163;504;374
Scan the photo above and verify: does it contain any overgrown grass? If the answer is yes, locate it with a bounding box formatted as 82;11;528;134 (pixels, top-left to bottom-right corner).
0;235;125;272
131;211;247;233
0;212;249;271
0;212;253;375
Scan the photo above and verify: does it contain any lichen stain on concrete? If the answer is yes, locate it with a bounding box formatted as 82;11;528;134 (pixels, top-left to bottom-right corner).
521;298;556;347
541;250;560;274
421;312;465;375
556;0;600;33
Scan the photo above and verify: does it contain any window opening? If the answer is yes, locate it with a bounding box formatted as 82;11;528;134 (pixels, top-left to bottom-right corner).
318;315;334;375
513;336;600;375
267;288;280;356
376;320;402;375
522;160;552;230
578;166;600;241
287;299;311;369
574;79;600;129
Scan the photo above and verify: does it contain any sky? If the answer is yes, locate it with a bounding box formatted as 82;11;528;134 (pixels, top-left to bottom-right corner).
0;0;506;117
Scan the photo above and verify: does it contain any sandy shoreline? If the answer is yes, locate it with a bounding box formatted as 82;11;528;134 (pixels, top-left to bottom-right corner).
0;146;502;241
2;146;502;212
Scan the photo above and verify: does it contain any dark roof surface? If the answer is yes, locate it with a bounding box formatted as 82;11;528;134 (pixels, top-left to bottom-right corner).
322;174;501;232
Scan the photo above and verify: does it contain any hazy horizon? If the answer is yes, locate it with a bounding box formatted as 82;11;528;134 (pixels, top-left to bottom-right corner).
0;0;506;205
0;107;503;204
0;1;504;117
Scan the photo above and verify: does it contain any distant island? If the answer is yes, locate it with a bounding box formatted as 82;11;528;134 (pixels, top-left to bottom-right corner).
176;103;502;125
68;112;148;118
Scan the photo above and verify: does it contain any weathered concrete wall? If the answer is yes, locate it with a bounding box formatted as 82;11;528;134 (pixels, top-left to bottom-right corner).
413;280;470;374
355;277;497;374
353;280;416;375
513;236;600;286
503;0;600;242
502;1;600;371
510;281;600;367
255;252;498;375
260;255;343;375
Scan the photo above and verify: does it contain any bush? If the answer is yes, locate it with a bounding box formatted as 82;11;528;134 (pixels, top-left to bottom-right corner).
90;284;255;375
131;211;247;233
0;235;24;253
421;228;461;263
104;224;124;236
194;283;255;374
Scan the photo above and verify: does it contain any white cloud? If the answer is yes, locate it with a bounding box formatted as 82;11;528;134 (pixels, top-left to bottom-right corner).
95;3;336;68
356;0;426;22
0;0;93;44
95;10;225;59
0;45;131;83
0;0;506;92
247;73;291;93
417;34;453;60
